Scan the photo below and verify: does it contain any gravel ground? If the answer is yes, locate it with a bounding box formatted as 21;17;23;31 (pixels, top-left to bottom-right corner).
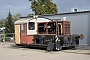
0;42;90;60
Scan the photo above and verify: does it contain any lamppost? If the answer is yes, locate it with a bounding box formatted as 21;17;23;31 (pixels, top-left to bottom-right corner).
2;19;5;42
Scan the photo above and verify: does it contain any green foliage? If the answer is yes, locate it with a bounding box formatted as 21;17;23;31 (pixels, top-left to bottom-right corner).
13;13;22;22
29;0;58;15
28;14;34;16
0;21;2;28
4;11;22;33
5;11;14;33
0;19;6;28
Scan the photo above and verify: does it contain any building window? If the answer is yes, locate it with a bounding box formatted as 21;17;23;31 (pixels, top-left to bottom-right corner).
20;23;24;32
28;22;35;30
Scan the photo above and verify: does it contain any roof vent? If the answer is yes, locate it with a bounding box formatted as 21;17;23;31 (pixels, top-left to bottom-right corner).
63;17;66;21
33;15;38;18
80;9;89;11
71;8;78;12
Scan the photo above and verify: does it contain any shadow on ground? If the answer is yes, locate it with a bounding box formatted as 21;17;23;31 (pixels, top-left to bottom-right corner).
62;45;90;55
3;42;90;55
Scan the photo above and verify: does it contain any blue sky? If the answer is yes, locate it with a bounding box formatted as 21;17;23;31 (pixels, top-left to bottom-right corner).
0;0;90;19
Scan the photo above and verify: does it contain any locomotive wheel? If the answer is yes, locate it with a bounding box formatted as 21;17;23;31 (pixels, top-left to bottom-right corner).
16;44;22;46
71;46;77;50
56;47;62;51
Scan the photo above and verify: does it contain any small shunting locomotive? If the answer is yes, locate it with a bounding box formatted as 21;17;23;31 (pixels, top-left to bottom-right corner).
14;16;84;51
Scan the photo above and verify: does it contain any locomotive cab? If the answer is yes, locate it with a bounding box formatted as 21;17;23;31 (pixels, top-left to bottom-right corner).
27;18;51;35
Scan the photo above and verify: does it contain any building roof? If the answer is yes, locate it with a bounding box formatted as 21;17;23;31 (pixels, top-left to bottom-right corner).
42;11;90;16
20;11;90;18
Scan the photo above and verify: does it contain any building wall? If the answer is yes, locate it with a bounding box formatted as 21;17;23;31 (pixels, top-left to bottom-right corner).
87;13;90;45
42;12;90;45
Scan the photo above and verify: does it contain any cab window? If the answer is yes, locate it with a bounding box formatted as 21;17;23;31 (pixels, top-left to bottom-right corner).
20;23;24;32
28;22;35;30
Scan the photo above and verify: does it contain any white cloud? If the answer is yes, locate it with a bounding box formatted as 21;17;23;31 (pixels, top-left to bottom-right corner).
4;5;12;8
53;0;90;13
0;0;32;19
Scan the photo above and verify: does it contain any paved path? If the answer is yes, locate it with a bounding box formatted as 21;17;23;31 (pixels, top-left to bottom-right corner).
0;42;90;60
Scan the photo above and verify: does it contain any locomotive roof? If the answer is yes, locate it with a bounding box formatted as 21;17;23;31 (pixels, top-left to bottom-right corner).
20;16;45;18
20;16;61;20
14;16;69;24
14;17;52;24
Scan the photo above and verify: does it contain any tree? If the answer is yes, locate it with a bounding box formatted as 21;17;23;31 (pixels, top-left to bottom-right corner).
0;19;6;28
13;13;22;22
29;0;58;15
28;14;34;16
5;11;14;33
0;21;2;28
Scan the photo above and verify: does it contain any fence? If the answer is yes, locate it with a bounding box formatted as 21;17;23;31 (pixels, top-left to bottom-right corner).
0;33;15;42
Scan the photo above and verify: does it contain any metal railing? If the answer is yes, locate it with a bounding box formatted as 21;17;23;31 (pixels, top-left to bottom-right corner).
0;33;15;42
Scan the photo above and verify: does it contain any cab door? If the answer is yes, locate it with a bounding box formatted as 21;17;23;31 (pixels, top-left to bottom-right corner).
20;23;27;44
15;24;20;44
